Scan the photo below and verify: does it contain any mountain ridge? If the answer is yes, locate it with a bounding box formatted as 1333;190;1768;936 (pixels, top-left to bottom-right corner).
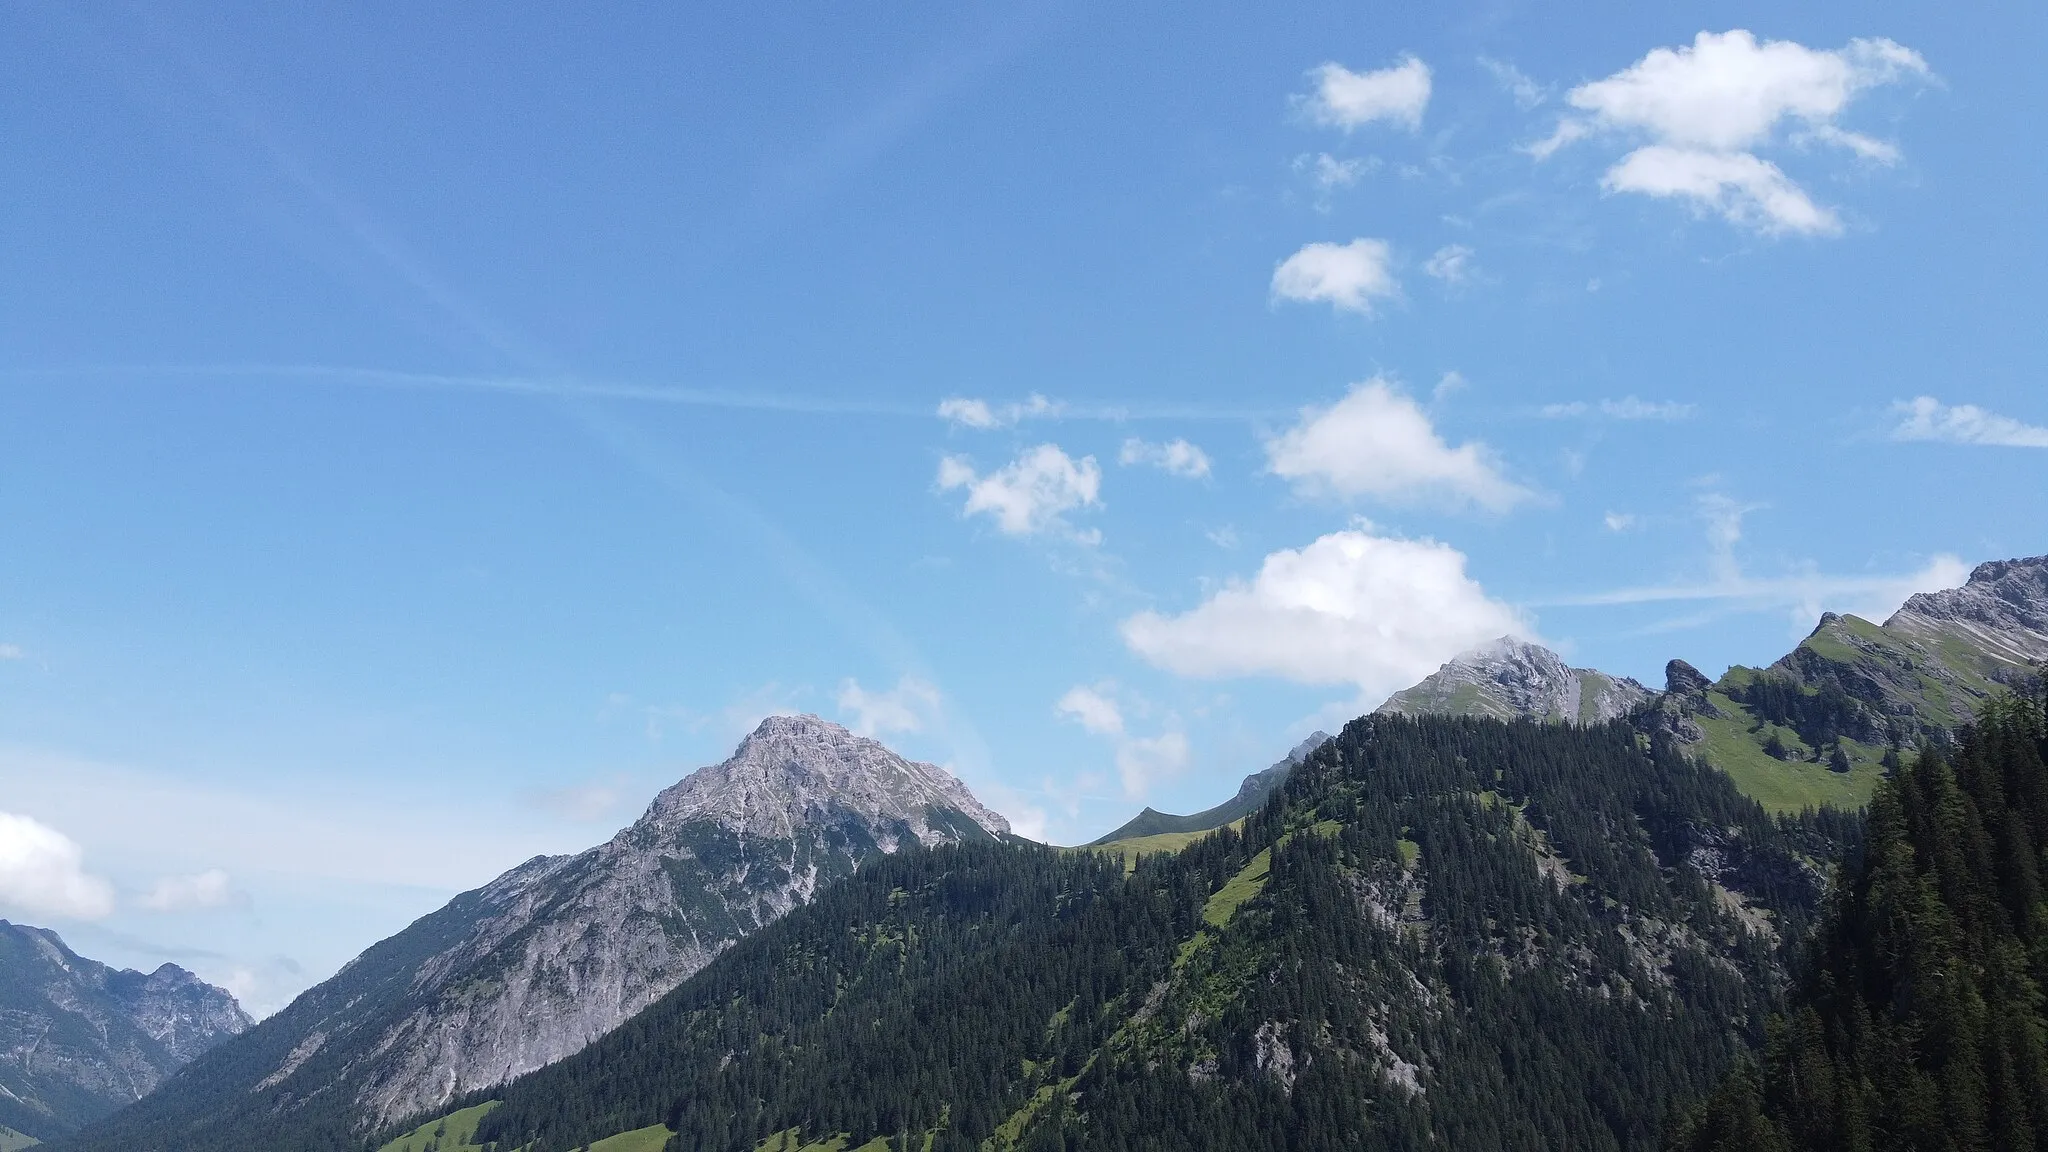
0;921;249;1141
1087;732;1329;846
56;715;1007;1149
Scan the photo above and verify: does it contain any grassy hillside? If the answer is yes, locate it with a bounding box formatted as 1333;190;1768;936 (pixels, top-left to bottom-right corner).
0;1125;39;1151
1662;608;2041;813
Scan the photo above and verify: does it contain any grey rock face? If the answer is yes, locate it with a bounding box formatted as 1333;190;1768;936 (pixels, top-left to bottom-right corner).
0;921;250;1139
1376;637;1652;725
221;715;1006;1130
1886;555;2048;666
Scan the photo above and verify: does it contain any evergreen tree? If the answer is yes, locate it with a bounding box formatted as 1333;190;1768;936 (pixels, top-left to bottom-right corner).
1672;688;2048;1152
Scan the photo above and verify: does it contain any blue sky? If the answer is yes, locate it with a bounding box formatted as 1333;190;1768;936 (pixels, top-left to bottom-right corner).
2;2;2044;1013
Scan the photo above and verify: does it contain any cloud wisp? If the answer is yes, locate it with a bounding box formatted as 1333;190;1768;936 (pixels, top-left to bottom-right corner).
140;869;239;913
1265;379;1531;511
937;393;1060;430
1540;397;1697;421
836;675;944;737
1118;438;1212;479
1054;685;1190;799
1531;30;1930;235
1890;397;2048;448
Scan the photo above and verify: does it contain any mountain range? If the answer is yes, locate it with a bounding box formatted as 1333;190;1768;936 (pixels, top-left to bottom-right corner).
53;716;1005;1151
46;554;2048;1152
0;921;249;1143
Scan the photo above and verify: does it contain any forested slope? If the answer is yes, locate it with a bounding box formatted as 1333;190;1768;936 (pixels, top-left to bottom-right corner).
443;715;1849;1152
1672;689;2048;1152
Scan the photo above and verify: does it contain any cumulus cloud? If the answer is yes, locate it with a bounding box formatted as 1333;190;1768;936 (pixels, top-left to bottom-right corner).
141;869;238;912
1054;685;1190;798
1540;396;1697;421
1532;30;1930;234
1422;244;1476;285
1890;397;2048;448
1118;438;1212;479
937;444;1103;540
836;675;943;737
0;811;115;920
1265;379;1530;511
1298;55;1432;131
1271;239;1399;316
1120;526;1529;705
936;393;1059;430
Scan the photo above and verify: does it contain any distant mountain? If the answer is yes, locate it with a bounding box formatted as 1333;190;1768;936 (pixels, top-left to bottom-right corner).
1649;555;2048;813
0;921;249;1141
1376;636;1652;724
374;714;1845;1152
60;716;1008;1151
1088;732;1330;845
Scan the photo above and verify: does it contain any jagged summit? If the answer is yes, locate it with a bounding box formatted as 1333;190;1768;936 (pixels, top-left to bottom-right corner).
0;921;249;1140
1376;636;1651;724
78;718;1014;1144
647;714;1009;842
1885;554;2048;665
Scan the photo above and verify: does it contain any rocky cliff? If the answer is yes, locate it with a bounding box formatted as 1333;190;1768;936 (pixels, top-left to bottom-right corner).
1375;636;1651;724
0;922;249;1140
59;715;1008;1148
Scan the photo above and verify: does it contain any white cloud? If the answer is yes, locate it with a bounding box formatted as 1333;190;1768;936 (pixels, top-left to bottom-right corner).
140;868;237;913
1120;526;1529;705
1422;244;1476;285
1890;397;2048;448
1118;438;1211;479
1480;56;1545;108
1541;396;1697;420
1299;55;1432;131
1055;685;1124;736
1603;146;1837;235
1265;378;1530;511
936;393;1059;430
1604;512;1638;532
0;811;115;920
1533;30;1929;234
1272;239;1398;316
836;674;943;737
0;644;22;660
937;444;1103;540
1054;685;1189;798
1433;371;1468;400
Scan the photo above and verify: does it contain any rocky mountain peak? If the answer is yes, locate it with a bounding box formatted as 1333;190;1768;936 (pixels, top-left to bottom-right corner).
1378;636;1651;725
1665;659;1713;696
1886;554;2048;665
645;713;1009;843
0;920;250;1140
